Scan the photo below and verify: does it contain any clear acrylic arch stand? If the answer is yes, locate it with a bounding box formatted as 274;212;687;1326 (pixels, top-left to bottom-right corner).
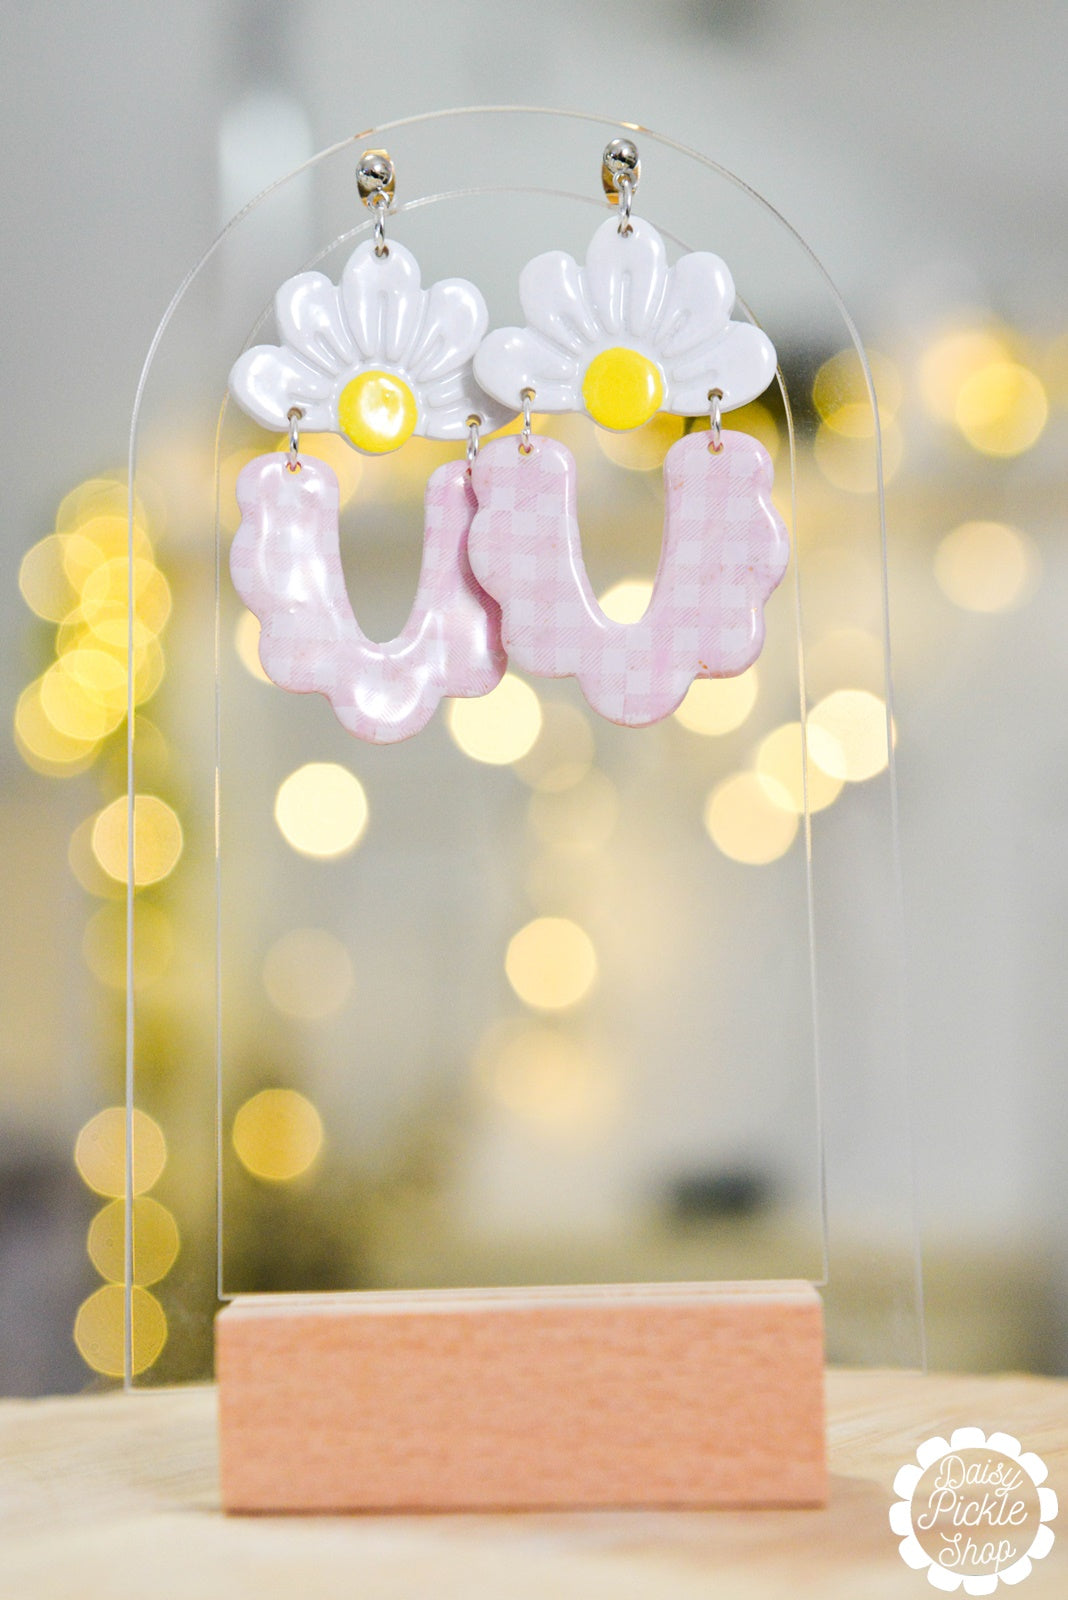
125;106;922;1507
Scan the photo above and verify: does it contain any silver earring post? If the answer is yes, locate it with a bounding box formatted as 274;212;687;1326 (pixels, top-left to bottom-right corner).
357;149;396;258
602;137;640;236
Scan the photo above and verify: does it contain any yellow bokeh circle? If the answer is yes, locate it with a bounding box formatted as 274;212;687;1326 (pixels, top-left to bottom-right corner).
755;723;845;815
505;916;598;1011
262;928;353;1021
446;673;542;765
934;520;1039;613
91;794;183;886
87;1196;180;1286
74;1107;167;1199
274;763;368;859
954;362;1048;457
232;1089;324;1181
74;1284;167;1377
597;578;654;624
807;690;892;782
704;772;799;865
673;669;759;736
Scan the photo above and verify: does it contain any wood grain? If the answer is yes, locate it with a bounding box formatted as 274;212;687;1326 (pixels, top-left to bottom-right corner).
4;1371;1068;1598
215;1281;826;1512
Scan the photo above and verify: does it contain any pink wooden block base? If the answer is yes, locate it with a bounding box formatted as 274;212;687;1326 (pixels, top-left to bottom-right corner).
216;1281;826;1513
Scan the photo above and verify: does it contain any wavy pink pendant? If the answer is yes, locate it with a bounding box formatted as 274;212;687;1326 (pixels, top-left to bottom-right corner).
467;429;789;727
231;453;506;743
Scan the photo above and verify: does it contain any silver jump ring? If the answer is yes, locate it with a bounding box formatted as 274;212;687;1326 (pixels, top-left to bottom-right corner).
466;414;481;472
617;174;634;236
371;192;389;257
707;388;724;454
287;406;303;471
519;388;535;455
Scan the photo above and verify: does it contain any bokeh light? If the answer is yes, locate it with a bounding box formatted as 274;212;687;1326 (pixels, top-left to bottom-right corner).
18;534;80;621
446;673;542;765
918;326;1014;423
934;520;1040;612
527;769;618;854
232;1089;324;1182
813;348;902;437
505;916;598;1011
74;1107;167;1198
673;668;759;736
475;1022;616;1135
87;1196;180;1286
704;772;799;864
13;679;99;775
954;361;1048;456
594;413;684;471
91;794;183;886
813;415;904;492
82;900;173;991
807;690;892;782
274;762;368;858
512;700;595;792
597;578;654;624
74;1284;167;1378
234;609;270;682
755;723;845;814
262;927;354;1020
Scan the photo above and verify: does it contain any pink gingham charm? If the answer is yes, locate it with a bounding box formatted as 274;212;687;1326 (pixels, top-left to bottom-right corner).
231;452;506;743
467;429;789;727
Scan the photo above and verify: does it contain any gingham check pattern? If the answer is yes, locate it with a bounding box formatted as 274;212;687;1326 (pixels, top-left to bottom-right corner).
468;430;790;727
230;453;506;743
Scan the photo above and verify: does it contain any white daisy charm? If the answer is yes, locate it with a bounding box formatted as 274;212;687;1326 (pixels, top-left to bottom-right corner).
229;238;513;452
473;213;777;428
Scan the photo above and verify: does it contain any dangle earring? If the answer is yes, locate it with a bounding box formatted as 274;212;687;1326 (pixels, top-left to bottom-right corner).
227;150;512;743
468;139;790;728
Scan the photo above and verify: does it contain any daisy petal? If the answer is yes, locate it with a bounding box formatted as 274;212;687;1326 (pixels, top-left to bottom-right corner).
519;250;600;354
405;279;488;383
585;215;669;340
340;239;424;365
474;327;581;411
667;322;778;412
420;375;514;439
274;271;356;375
228;345;336;431
654;251;735;359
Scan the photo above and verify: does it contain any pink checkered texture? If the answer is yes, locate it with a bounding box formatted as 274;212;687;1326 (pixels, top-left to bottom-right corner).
230;453;506;743
467;429;789;727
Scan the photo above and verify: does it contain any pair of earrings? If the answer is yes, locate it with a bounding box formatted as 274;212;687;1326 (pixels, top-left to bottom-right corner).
228;141;789;743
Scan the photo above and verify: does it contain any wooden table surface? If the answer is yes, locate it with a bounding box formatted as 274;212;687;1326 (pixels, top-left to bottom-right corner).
2;1370;1066;1598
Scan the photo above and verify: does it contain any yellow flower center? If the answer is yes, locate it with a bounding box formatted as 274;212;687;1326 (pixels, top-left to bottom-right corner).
582;347;664;432
337;370;418;454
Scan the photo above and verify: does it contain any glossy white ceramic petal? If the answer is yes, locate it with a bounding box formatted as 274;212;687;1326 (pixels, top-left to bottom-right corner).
584;215;669;340
419;372;514;438
405;279;488;383
474;327;581;411
653;250;735;360
340;239;425;365
274;271;357;375
228;345;337;431
518;250;600;354
666;321;778;412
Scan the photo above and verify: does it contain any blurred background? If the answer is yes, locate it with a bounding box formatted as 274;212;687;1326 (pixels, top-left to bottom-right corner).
1;1;1065;1395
